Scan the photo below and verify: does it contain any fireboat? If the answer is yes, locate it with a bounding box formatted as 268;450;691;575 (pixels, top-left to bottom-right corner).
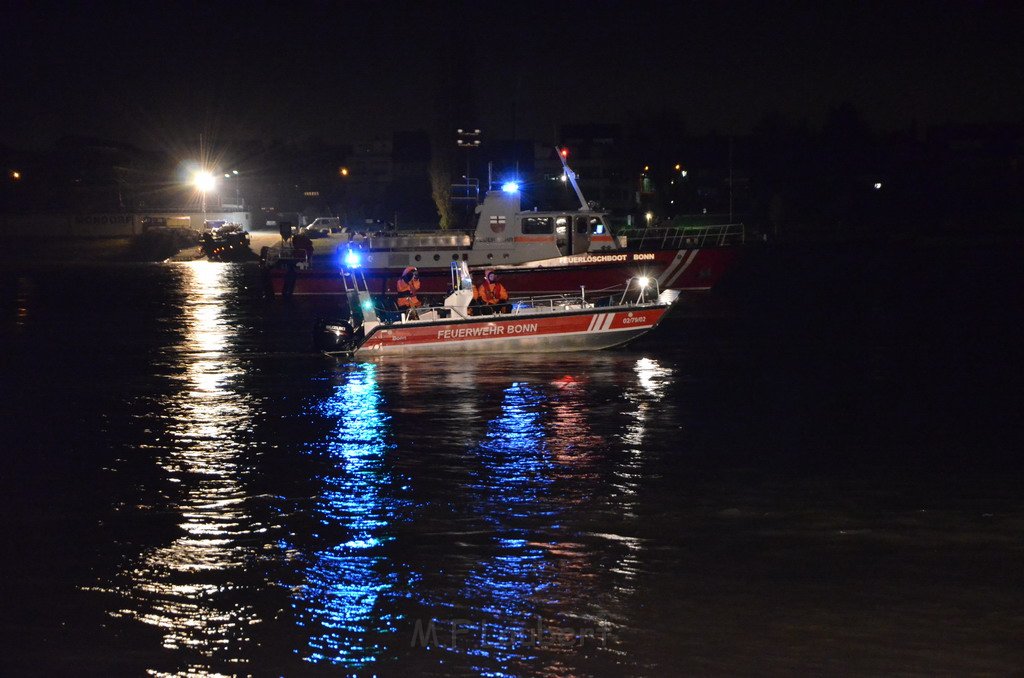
265;149;744;298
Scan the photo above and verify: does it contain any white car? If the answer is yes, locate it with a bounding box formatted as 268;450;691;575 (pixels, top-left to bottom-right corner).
307;217;342;234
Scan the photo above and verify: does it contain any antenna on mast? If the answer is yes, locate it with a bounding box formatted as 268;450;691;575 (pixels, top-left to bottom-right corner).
555;147;589;211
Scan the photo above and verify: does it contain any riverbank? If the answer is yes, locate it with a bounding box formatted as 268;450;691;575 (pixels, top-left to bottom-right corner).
0;229;292;266
0;229;202;265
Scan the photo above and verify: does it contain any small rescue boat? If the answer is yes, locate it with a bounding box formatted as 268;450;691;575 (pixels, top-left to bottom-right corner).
315;258;676;356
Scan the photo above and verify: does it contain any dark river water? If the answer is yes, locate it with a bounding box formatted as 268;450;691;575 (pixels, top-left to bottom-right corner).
1;242;1022;676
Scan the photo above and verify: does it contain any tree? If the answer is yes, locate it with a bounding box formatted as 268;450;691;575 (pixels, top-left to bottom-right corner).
429;147;454;230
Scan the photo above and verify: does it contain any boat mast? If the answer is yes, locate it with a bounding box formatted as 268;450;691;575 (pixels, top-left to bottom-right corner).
555;147;590;211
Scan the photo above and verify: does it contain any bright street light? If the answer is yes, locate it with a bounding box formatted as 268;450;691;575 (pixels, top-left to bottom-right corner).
193;170;216;193
193;170;217;214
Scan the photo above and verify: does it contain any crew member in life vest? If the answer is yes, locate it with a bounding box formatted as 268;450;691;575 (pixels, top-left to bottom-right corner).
396;266;422;316
474;269;511;314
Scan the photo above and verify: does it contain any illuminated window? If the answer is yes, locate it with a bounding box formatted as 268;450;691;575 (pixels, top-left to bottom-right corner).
521;216;553;234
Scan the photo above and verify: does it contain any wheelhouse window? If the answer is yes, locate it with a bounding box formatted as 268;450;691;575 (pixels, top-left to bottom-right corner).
575;216;589;234
521;216;553;234
555;216;569;235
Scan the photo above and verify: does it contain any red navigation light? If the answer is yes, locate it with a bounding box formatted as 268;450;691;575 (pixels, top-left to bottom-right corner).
560;147;569;158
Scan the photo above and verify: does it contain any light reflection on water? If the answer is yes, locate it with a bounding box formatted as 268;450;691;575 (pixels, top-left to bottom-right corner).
459;383;551;671
277;355;664;675
98;296;679;675
109;263;263;676
289;361;408;669
3;259;1016;675
428;366;637;675
606;358;673;589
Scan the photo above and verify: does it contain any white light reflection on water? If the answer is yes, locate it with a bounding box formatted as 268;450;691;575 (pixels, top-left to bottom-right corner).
609;357;674;580
289;361;406;670
110;262;261;676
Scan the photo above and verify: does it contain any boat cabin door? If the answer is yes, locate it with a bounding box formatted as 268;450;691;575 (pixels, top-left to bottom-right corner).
573;215;592;254
555;215;571;256
555;215;591;256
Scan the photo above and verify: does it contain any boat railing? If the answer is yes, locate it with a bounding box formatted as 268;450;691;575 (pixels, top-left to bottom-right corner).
261;244;309;267
624;222;746;249
363;230;474;250
361;275;662;326
509;293;592;314
361;296;583;324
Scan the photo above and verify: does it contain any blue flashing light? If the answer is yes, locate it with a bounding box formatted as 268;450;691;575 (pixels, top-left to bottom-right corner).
501;181;519;194
361;299;373;311
343;249;361;269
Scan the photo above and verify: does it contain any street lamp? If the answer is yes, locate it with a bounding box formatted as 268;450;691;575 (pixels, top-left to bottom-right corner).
193;170;216;216
455;128;482;213
456;128;481;149
456;127;482;182
223;169;241;207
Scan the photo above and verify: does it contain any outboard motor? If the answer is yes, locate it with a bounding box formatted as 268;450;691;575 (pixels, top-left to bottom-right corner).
314;318;358;353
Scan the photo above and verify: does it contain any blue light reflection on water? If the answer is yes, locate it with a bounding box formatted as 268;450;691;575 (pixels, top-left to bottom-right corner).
3;255;1021;676
456;383;555;673
476;383;554;522
290;361;408;669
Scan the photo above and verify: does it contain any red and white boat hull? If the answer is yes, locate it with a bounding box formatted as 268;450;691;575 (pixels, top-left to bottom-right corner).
352;305;669;356
266;246;737;297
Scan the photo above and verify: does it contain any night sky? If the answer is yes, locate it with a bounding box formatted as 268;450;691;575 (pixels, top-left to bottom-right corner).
2;1;1022;151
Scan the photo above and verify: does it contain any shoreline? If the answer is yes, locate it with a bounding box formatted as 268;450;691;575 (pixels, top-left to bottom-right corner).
1;229;1018;268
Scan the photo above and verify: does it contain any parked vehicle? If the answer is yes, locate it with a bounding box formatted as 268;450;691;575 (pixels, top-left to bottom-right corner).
307;217;342;235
